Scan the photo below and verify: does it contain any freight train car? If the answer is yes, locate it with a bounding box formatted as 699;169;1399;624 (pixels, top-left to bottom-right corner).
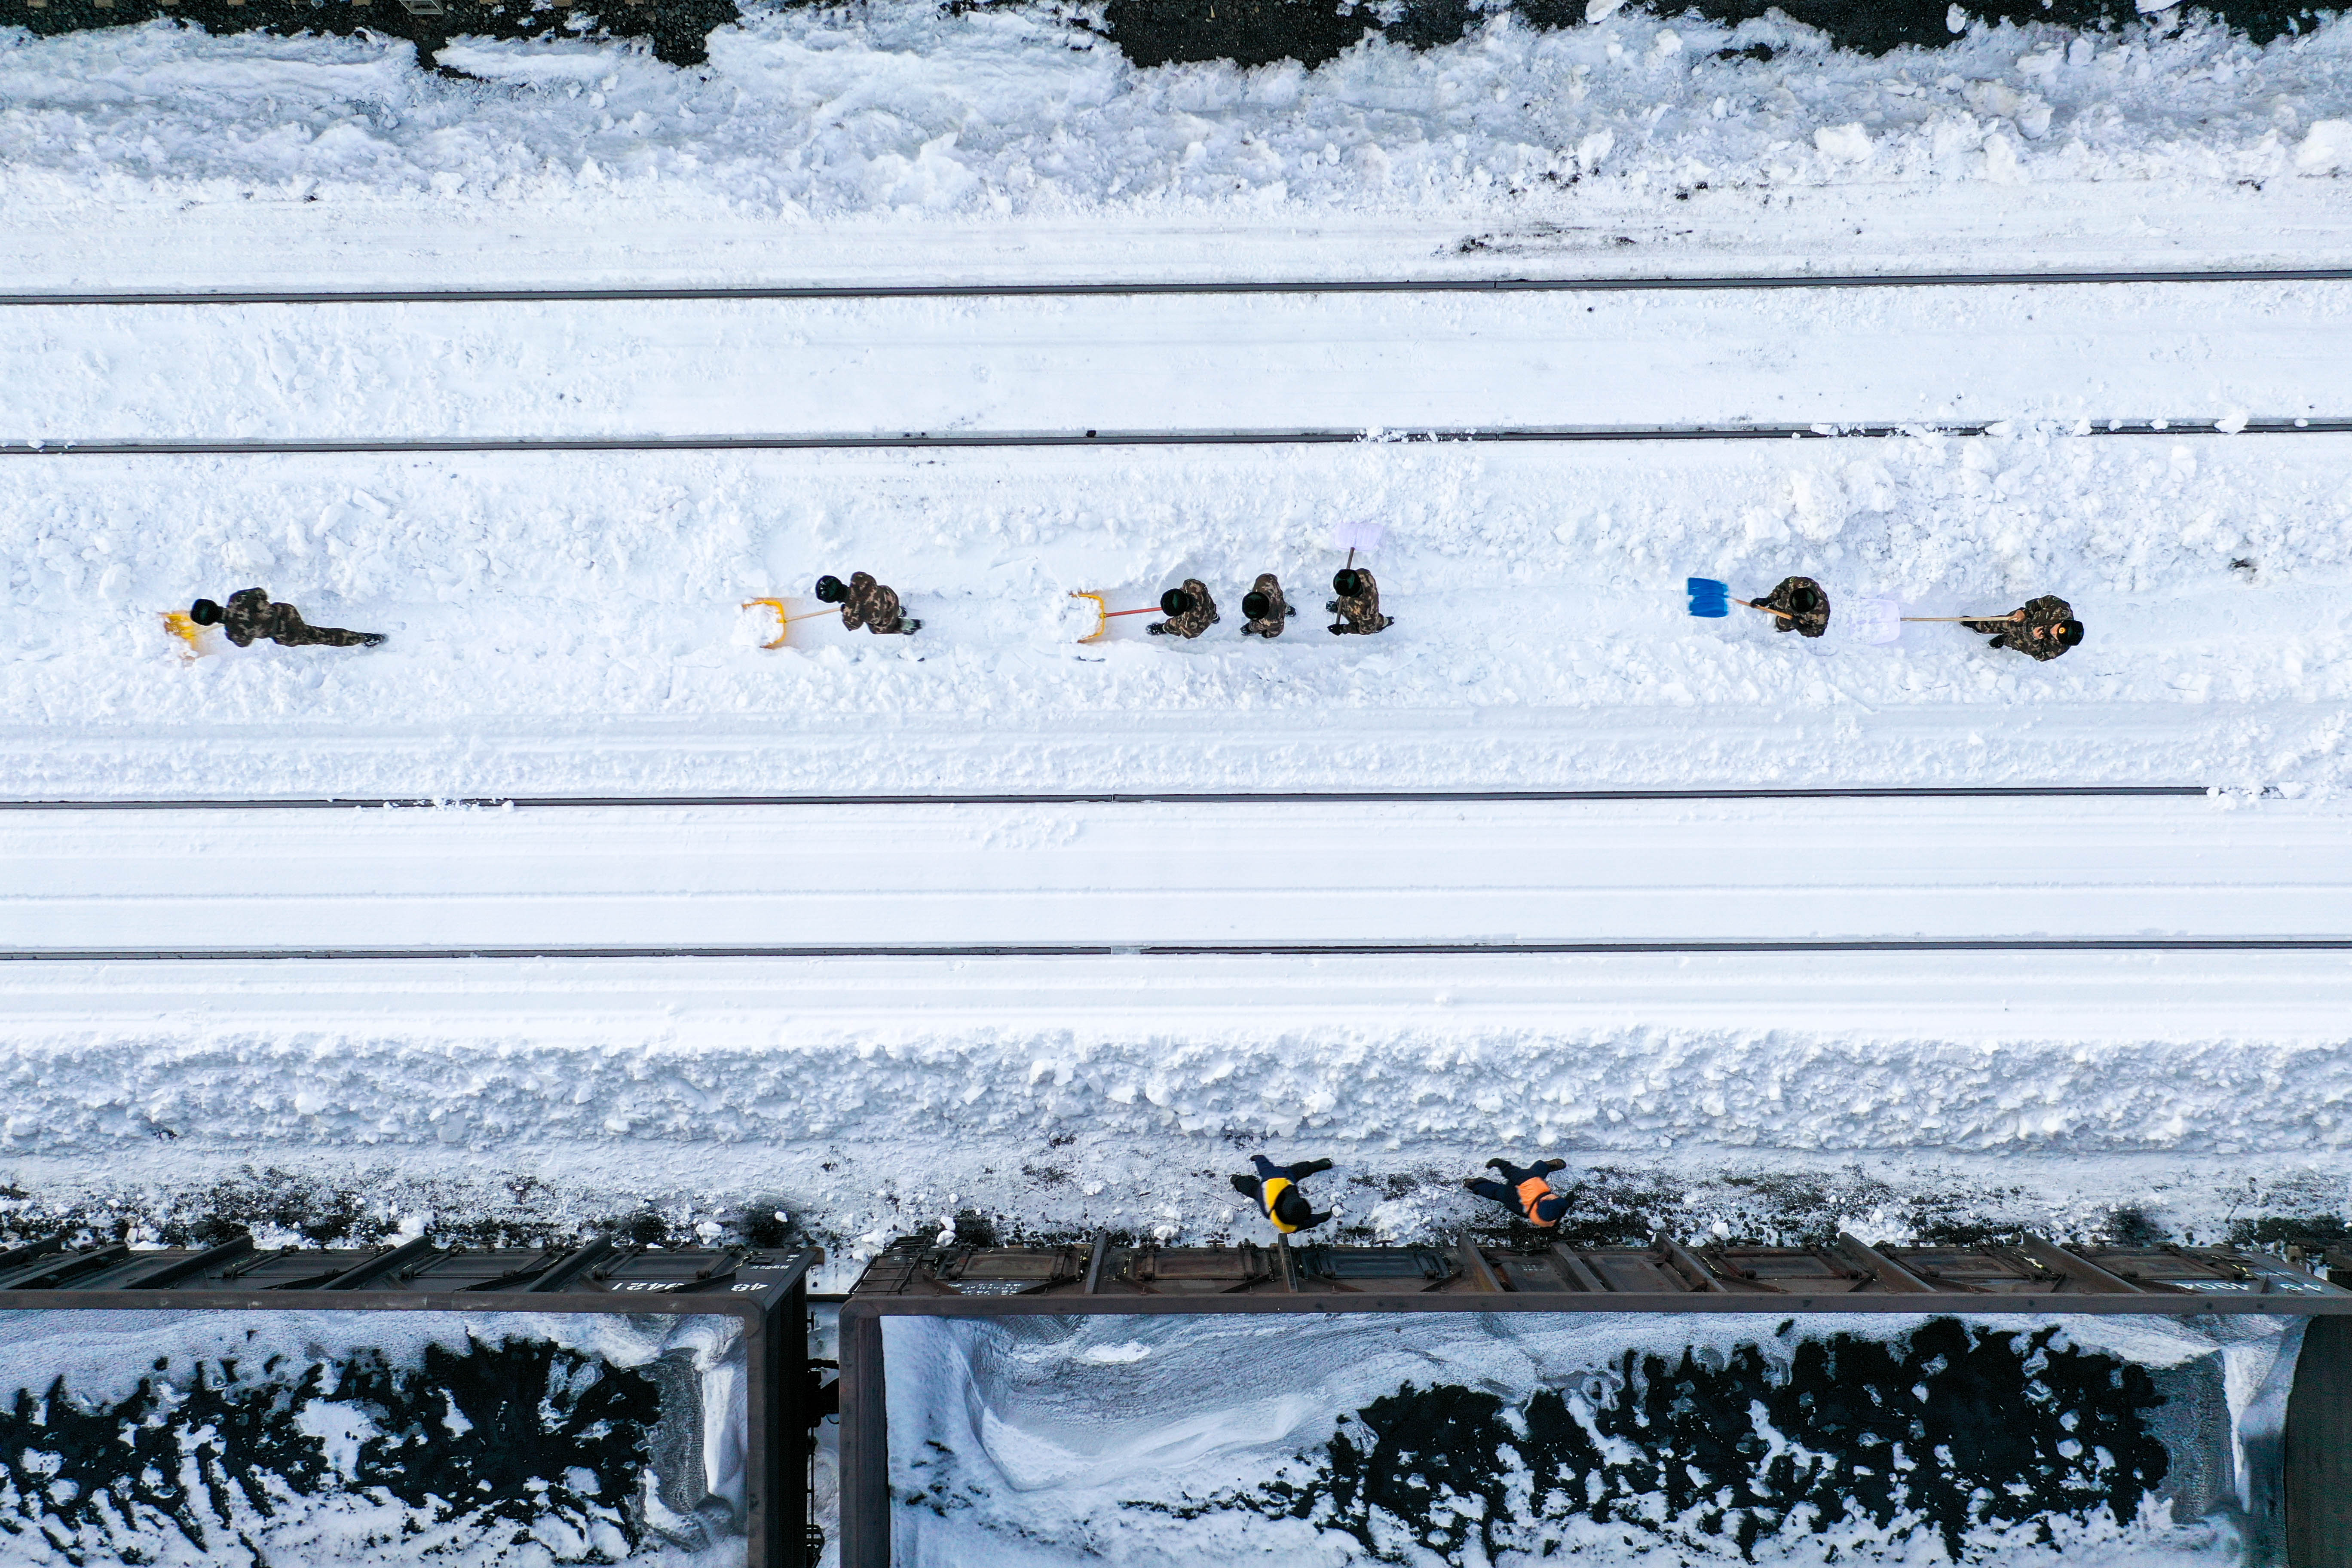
0;1232;824;1566
841;1231;2352;1568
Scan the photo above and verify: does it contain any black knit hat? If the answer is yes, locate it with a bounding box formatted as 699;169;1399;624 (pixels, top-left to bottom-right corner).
1332;569;1365;597
814;576;848;603
187;599;223;626
1160;588;1194;617
1241;591;1271;620
1272;1185;1316;1229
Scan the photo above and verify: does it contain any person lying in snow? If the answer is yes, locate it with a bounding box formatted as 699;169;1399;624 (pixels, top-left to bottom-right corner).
1230;1155;1335;1234
816;572;921;634
189;589;384;649
1239;573;1296;638
1465;1157;1572;1229
1963;594;2083;661
1748;576;1830;638
1326;568;1392;635
1148;579;1219;639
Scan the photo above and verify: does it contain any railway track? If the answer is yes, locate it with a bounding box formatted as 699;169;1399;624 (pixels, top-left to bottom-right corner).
8;264;2352;307
10;276;2343;444
4;796;2340;958
6;419;2341;456
12;937;2352;962
0;786;2214;809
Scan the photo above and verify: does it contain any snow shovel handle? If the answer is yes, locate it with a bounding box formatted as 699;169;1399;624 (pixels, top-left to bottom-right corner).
1732;597;1794;620
739;600;844;625
1901;612;2025;623
1101;605;1164;619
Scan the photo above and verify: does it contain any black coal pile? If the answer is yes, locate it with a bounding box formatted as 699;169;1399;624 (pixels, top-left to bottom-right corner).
1196;1319;2217;1563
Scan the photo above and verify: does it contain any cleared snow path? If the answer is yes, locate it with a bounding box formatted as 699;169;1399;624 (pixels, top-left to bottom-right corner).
9;419;2350;800
3;797;2345;954
6;284;2348;443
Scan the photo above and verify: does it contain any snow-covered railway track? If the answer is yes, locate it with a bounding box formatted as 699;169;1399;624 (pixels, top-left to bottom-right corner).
3;796;2343;958
9;264;2352;307
0;786;2211;809
11;419;2349;457
8;283;2346;442
18;940;2352;961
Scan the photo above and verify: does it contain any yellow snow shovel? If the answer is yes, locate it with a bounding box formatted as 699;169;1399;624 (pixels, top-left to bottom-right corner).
740;598;842;649
160;610;211;660
1073;590;1186;643
1070;591;1111;644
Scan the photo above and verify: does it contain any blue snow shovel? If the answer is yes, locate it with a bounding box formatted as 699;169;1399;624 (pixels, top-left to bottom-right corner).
1686;577;1731;618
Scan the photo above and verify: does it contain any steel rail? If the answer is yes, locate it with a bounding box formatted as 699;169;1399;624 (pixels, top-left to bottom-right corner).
7;939;2348;962
9;266;2352;307
0;786;2214;810
839;1289;2352;1319
4;418;2343;456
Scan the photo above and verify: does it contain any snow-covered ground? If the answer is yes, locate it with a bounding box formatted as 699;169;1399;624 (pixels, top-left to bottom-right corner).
8;793;2347;1260
3;18;2352;1562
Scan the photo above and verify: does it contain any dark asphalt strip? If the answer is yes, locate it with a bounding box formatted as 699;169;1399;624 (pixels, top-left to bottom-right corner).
4;940;2344;961
0;787;2213;809
4;420;2344;456
7;266;2352;306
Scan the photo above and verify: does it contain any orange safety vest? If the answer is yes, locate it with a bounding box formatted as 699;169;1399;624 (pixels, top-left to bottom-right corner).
1517;1176;1558;1227
1261;1176;1302;1233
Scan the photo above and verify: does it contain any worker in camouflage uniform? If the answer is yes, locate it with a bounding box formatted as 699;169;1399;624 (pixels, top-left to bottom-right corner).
189;589;384;649
1240;573;1296;639
1326;568;1392;636
1963;594;2082;661
1148;579;1219;639
1746;576;1830;638
1230;1154;1335;1235
1464;1156;1572;1229
816;572;921;635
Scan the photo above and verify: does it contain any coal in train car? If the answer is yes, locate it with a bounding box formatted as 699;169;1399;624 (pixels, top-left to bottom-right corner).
838;1232;2352;1568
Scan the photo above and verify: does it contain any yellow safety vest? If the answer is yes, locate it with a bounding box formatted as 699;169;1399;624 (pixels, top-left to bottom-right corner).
1262;1176;1302;1233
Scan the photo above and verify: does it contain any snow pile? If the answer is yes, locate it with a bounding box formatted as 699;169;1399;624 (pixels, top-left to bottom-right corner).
19;1000;2348;1266
0;1308;748;1565
3;2;2352;228
886;1309;2301;1566
7;985;2351;1176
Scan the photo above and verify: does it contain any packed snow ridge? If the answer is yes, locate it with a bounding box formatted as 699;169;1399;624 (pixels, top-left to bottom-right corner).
6;1;2352;223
